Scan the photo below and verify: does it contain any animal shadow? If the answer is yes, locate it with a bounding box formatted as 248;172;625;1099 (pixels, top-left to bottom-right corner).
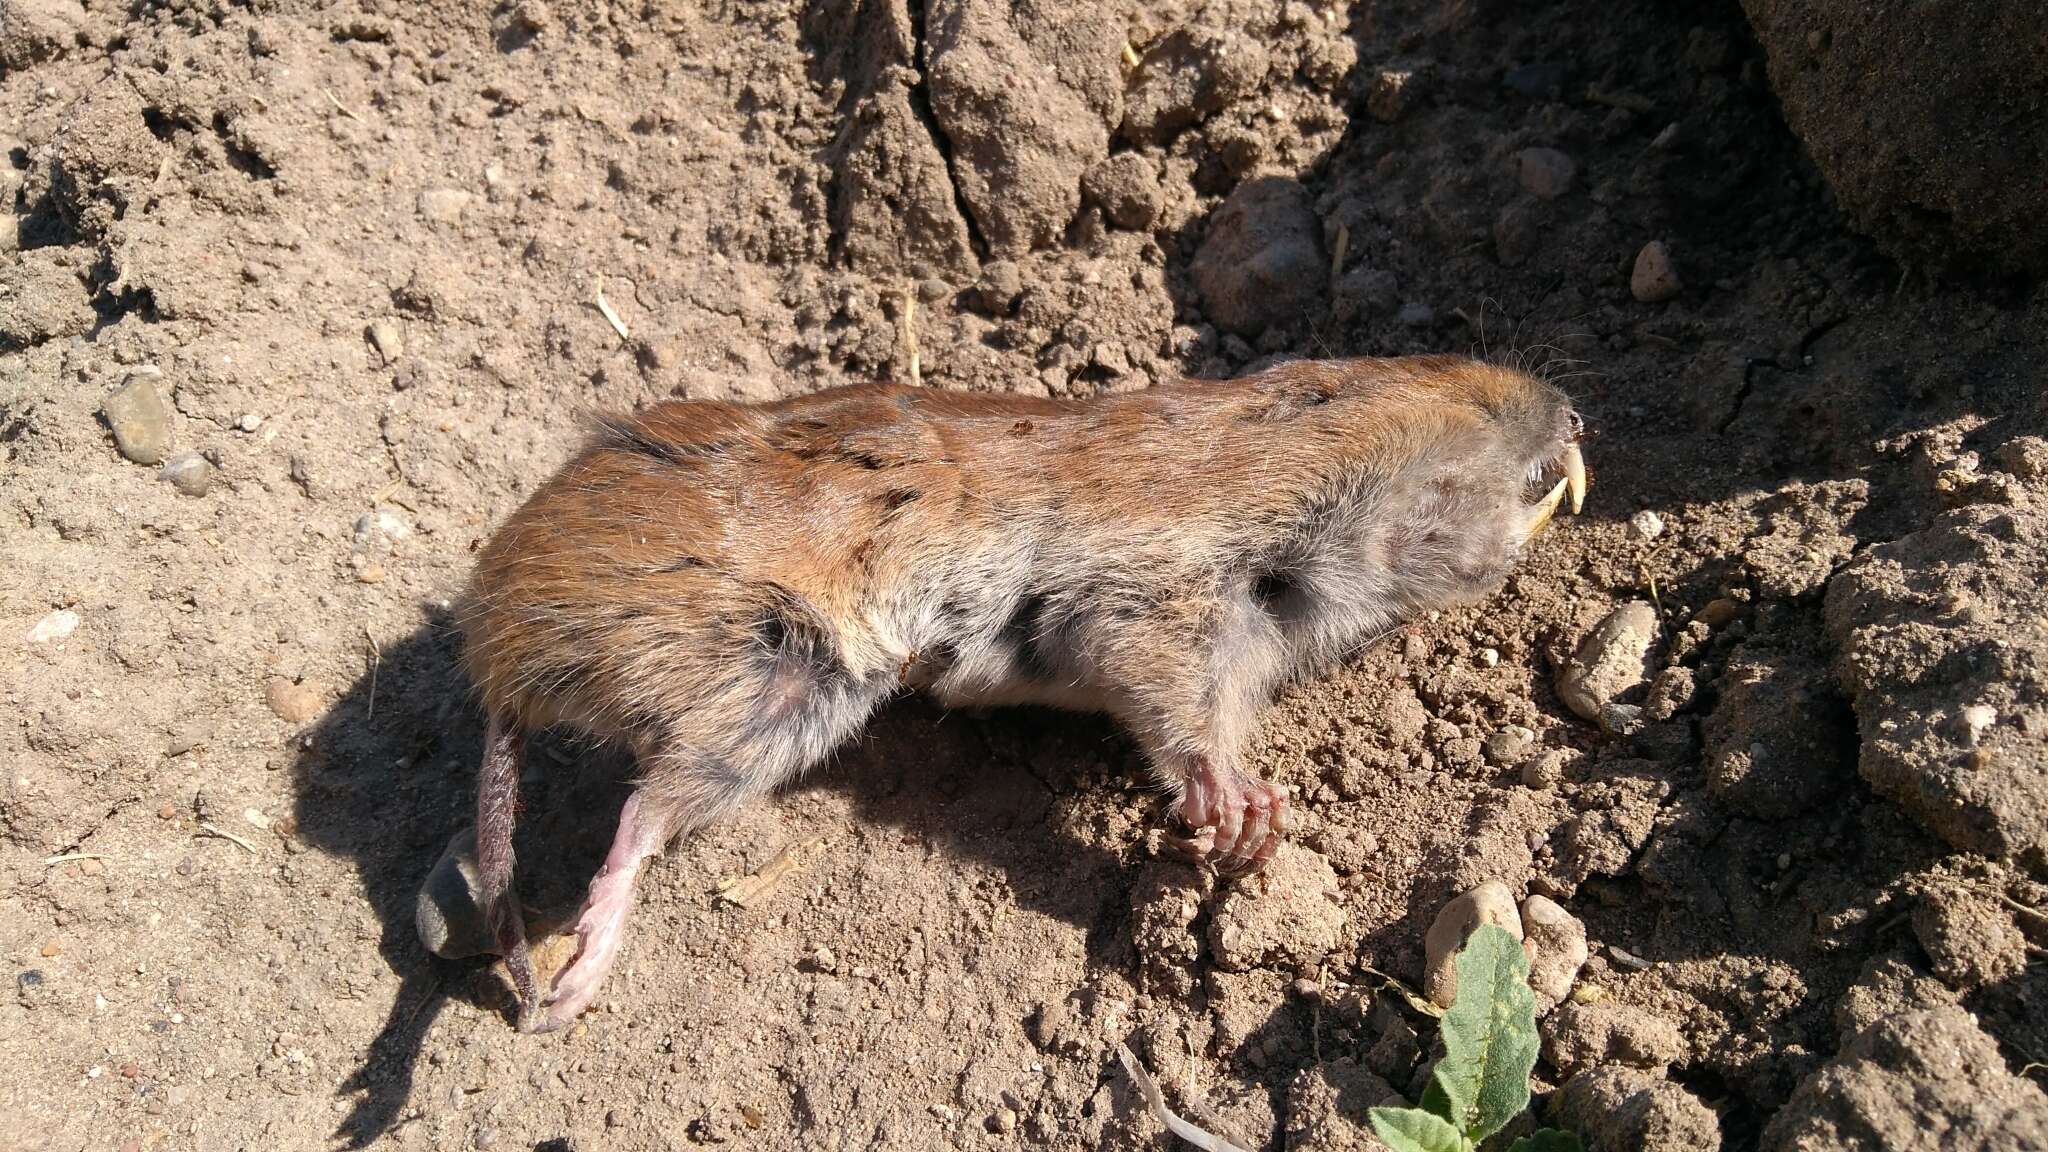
292;609;1133;1147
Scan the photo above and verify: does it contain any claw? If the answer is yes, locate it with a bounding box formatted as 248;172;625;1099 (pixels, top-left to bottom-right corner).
1562;443;1587;514
1527;477;1569;537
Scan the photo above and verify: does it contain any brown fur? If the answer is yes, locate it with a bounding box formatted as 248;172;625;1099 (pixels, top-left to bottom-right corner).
457;354;1584;1030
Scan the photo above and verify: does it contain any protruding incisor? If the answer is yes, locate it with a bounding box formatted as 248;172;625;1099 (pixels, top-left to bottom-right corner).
1527;477;1569;537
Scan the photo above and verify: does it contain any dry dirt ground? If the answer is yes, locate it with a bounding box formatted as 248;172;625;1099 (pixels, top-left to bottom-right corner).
3;0;2045;1149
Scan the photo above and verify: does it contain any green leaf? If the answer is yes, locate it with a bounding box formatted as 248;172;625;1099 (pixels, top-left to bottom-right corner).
1508;1129;1584;1152
1420;1070;1452;1120
1431;923;1542;1144
1368;1107;1469;1152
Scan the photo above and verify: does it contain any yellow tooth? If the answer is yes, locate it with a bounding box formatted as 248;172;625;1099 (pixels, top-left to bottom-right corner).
1528;477;1569;537
1563;444;1587;515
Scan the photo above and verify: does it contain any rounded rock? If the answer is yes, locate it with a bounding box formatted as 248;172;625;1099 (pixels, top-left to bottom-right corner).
1543;1001;1686;1079
1911;888;2026;992
264;679;323;725
1520;894;1589;1013
367;320;405;364
100;372;172;465
1484;725;1537;766
1742;0;2048;274
1556;601;1659;722
1522;749;1568;790
159;452;216;497
1423;879;1523;1007
1630;241;1682;303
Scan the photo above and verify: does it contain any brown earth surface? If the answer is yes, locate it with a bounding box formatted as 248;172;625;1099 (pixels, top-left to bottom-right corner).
3;0;2045;1149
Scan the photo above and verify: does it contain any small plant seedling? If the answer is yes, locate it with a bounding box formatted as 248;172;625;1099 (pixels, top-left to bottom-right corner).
1368;924;1582;1152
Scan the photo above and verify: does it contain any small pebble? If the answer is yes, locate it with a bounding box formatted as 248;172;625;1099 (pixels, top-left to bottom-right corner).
26;608;80;644
1556;601;1658;722
100;372;172;465
1958;704;1996;744
1630;240;1682;303
1424;879;1523;1006
1484;725;1537;766
1521;894;1590;1013
159;452;215;497
1629;510;1665;540
40;939;61;958
989;1108;1019;1134
158;803;178;820
1478;647;1501;666
1608;945;1652;972
738;1104;764;1129
1521;749;1566;790
265;679;323;724
237;412;264;433
418;187;473;224
367;320;404;364
1515;147;1577;200
79;858;104;876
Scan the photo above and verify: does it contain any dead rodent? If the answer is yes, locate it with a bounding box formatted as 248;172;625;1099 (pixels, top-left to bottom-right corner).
451;354;1588;1032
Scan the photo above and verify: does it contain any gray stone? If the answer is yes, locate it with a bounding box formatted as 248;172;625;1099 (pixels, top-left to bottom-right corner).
1741;0;2048;274
100;372;172;465
925;0;1121;255
418;187;473;224
1522;749;1568;790
367;320;404;364
1484;725;1537;766
159;452;215;497
1397;301;1435;327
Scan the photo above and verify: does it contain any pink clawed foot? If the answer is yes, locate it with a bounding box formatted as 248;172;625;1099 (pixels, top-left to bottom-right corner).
522;869;636;1032
1170;761;1291;876
519;791;675;1033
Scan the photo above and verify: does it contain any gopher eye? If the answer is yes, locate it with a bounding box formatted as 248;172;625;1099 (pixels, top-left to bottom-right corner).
1565;410;1585;440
